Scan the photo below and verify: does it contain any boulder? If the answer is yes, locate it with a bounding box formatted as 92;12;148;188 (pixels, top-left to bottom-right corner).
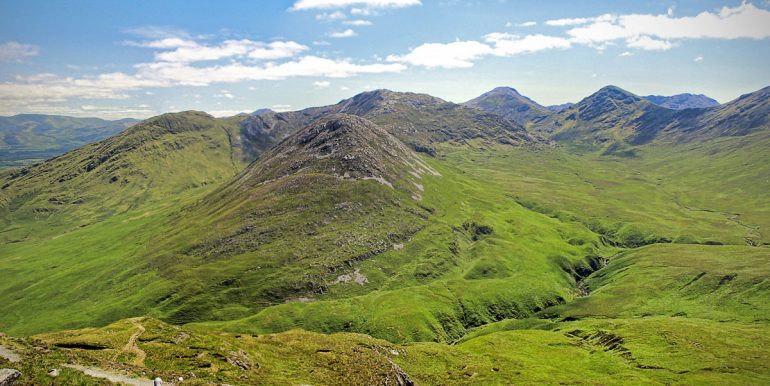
0;369;21;386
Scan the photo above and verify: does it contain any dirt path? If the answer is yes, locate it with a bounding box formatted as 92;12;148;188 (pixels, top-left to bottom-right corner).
61;364;153;386
122;317;147;367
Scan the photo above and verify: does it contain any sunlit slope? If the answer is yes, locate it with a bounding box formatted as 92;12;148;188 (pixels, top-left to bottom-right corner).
0;111;249;334
0;111;247;241
4;315;768;385
549;244;770;322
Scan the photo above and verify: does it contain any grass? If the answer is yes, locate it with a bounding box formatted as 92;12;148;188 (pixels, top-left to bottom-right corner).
4;315;768;385
1;111;769;384
550;244;770;322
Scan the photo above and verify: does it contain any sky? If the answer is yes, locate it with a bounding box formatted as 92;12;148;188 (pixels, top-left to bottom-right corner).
1;0;769;119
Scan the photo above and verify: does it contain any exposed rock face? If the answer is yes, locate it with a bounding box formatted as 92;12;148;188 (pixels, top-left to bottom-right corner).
0;369;21;386
231;113;440;196
239;89;536;158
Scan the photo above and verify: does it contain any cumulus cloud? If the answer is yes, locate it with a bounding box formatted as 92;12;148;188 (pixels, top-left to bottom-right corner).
0;42;40;62
619;51;633;57
386;40;493;68
291;0;420;10
313;80;331;88
329;29;357;38
564;2;770;50
517;21;537;27
387;34;570;68
694;55;704;62
0;55;405;104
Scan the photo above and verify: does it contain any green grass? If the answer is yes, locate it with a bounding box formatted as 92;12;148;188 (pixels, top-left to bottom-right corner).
5;315;768;385
550;244;770;322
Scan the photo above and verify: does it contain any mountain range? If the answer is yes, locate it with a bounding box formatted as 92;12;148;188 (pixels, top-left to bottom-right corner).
1;84;769;385
0;114;138;168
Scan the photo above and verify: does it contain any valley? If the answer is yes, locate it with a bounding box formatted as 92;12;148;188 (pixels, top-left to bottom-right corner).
1;85;768;385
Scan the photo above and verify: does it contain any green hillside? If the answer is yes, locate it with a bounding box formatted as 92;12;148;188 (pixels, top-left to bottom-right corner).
0;87;768;385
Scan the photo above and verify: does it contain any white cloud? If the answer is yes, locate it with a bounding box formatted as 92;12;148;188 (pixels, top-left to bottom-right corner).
340;85;350;90
694;55;704;62
619;51;633;57
344;19;373;26
291;0;420;10
313;40;331;45
316;11;347;21
0;42;39;62
387;33;570;69
517;21;537;27
0;56;405;104
313;80;331;88
148;39;308;63
386;40;494;68
565;2;770;51
546;14;615;27
329;29;357;38
484;33;571;55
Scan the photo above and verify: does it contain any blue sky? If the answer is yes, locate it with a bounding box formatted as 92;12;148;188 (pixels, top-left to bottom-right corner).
1;0;769;118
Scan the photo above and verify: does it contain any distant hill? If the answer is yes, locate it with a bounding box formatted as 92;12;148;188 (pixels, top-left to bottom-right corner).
0;114;139;167
643;93;719;109
462;86;553;126
533;85;770;152
546;102;575;112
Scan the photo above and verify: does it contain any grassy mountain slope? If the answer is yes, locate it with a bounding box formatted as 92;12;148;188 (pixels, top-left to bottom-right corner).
463;86;553;126
0;111;251;334
5;315;768;385
551;244;770;322
1;88;769;385
0;111;246;241
536;85;770;152
0;114;138;168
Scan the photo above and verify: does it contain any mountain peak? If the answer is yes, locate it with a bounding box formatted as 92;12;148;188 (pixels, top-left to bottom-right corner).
463;86;551;125
338;89;446;116
236;113;439;192
489;86;522;95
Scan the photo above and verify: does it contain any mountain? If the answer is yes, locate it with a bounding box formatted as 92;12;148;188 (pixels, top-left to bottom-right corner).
141;114;439;324
0;114;139;167
2;87;770;385
533;85;770;151
533;85;669;151
0;111;247;240
643;93;719;109
241;89;536;159
251;108;273;116
463;86;553;126
547;102;575;112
